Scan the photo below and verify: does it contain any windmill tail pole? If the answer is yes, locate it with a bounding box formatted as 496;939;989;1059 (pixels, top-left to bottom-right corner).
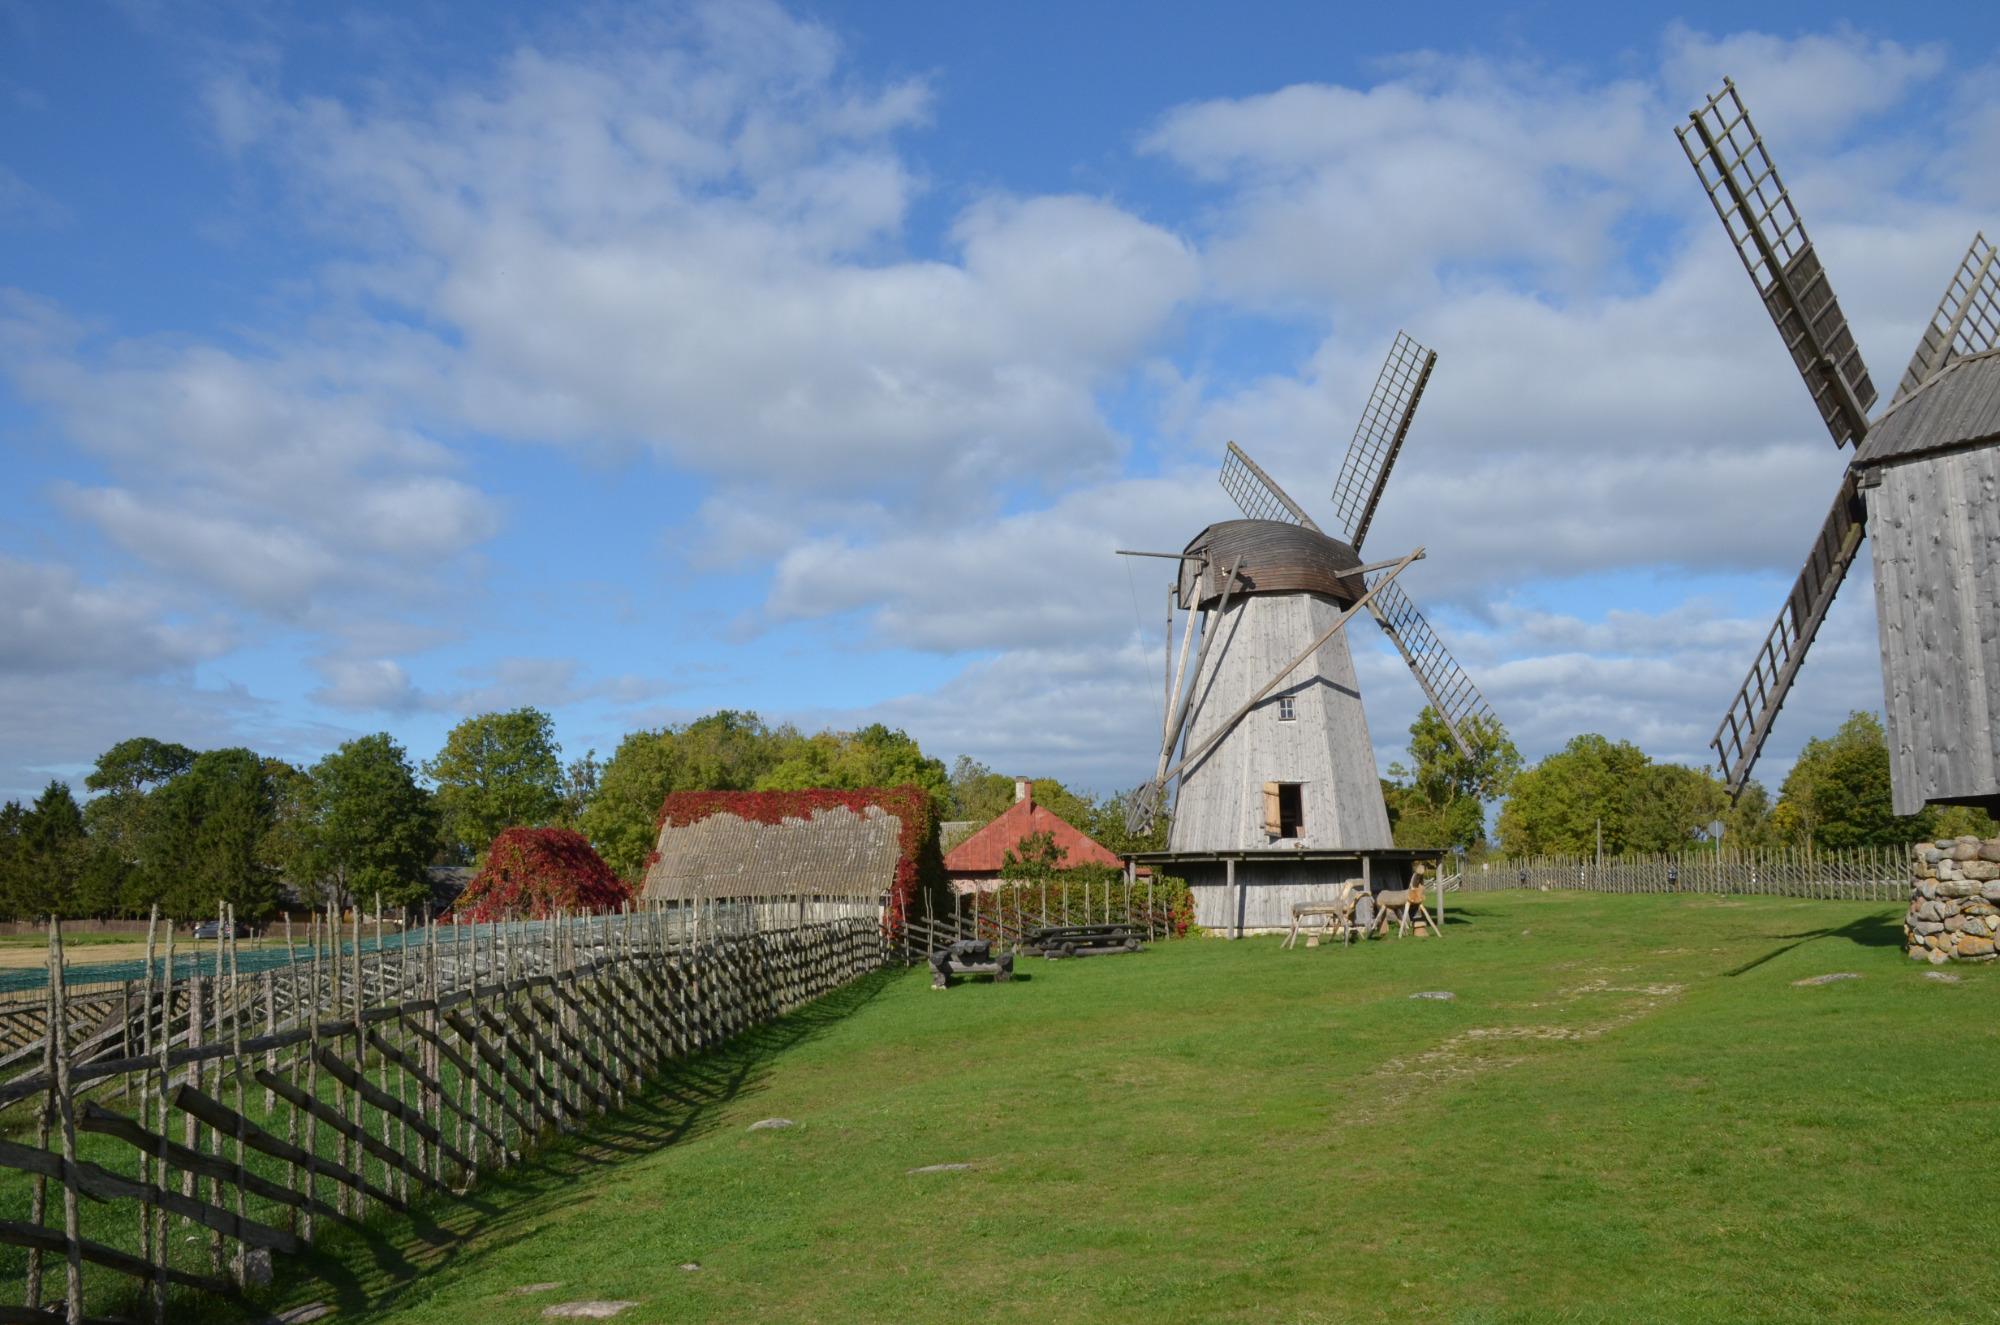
1154;557;1245;787
1161;591;1200;757
1160;546;1424;789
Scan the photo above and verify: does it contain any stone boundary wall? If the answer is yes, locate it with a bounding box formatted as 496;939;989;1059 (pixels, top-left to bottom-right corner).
1906;836;2000;963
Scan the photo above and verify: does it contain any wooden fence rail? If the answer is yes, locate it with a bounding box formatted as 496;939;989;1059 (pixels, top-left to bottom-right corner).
1455;844;1911;902
1;895;884;1323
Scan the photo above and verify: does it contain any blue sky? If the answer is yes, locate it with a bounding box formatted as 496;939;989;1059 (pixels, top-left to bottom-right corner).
4;0;1998;803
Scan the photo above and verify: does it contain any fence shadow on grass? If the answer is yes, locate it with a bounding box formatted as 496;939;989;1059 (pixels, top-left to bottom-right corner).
257;964;904;1321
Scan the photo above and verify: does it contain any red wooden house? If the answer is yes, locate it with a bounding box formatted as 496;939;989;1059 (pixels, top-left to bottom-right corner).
942;779;1123;894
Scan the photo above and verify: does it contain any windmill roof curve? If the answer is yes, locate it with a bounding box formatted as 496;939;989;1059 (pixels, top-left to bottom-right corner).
1177;519;1367;609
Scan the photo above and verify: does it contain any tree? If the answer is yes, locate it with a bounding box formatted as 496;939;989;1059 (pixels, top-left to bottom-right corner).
1496;734;1651;855
0;800;23;921
1720;779;1778;851
578;712;787;879
1089;786;1171;856
143;749;282;921
1622;762;1731;854
1017;778;1096;833
674;711;787;790
10;781;85;919
424;708;563;861
1386;710;1521;851
1770;711;1952;848
555;749;602;830
756;723;950;814
947;756;1018;824
82;737;197;870
85;737;197;795
296;735;439;913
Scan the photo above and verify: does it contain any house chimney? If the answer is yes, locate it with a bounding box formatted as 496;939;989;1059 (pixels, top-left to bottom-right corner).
1015;778;1032;805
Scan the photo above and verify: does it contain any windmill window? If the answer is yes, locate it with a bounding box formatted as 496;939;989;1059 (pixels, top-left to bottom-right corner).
1262;781;1305;839
1276;695;1297;722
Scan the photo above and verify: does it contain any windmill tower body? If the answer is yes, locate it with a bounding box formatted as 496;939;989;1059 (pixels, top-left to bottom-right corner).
1856;356;2000;814
1680;81;2000;818
1169;532;1393;852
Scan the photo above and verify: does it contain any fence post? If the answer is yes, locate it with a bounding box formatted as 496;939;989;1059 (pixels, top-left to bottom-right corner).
51;920;86;1324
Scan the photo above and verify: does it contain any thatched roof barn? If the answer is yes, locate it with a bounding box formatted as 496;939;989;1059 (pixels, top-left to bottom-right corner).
641;787;938;929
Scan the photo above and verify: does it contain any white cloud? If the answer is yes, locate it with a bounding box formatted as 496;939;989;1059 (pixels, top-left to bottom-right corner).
5;316;500;615
0;556;228;677
307;653;662;716
199;2;1196;499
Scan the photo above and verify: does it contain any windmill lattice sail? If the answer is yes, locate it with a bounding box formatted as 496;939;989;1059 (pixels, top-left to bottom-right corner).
1895;232;2000;403
1330;331;1436;550
1711;472;1866;795
1678;79;1877;448
1366;575;1495;754
1220;441;1320;530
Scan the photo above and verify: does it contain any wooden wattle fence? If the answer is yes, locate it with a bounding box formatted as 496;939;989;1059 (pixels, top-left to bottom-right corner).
0;896;884;1323
1457;844;1911;901
891;875;1190;962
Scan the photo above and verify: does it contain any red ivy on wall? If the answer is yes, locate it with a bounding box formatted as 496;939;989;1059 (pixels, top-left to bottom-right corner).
452;826;634;922
650;786;937;937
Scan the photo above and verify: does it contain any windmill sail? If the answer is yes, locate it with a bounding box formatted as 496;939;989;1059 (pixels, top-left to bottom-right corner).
1330;331;1436;551
1711;472;1867;796
1678;80;1877;448
1219;441;1321;530
1894;232;2000;403
1365;575;1494;759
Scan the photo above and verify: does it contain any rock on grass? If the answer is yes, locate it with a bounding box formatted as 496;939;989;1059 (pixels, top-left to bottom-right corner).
543;1303;640;1319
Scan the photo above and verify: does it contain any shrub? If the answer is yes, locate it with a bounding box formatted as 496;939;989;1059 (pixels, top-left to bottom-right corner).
452;826;632;921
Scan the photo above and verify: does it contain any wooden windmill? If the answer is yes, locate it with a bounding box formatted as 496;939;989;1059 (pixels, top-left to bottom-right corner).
1126;332;1500;856
1681;79;2000;815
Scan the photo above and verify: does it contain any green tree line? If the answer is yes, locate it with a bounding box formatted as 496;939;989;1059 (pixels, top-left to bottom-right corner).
4;701;1985;923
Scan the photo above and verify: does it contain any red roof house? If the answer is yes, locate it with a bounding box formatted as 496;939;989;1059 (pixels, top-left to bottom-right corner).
943;780;1124;894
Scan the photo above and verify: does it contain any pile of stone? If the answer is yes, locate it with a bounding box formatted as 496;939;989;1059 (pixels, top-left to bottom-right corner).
1906;836;2000;963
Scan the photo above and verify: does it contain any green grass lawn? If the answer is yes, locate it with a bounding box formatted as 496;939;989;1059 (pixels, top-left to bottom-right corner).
129;893;2000;1320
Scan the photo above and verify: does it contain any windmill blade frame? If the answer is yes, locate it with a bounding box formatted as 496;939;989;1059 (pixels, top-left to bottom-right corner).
1894;232;2000;403
1678;78;1877;448
1220;441;1322;530
1364;576;1494;760
1329;330;1437;550
1711;471;1867;796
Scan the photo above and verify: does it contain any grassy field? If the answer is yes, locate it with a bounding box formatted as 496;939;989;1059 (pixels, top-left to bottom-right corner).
61;891;2000;1322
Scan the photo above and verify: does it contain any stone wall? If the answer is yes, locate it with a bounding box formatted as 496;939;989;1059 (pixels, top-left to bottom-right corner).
1906;836;2000;963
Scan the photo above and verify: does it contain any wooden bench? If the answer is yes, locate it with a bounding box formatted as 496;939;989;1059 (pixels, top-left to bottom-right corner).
929;939;1013;989
1024;924;1145;958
